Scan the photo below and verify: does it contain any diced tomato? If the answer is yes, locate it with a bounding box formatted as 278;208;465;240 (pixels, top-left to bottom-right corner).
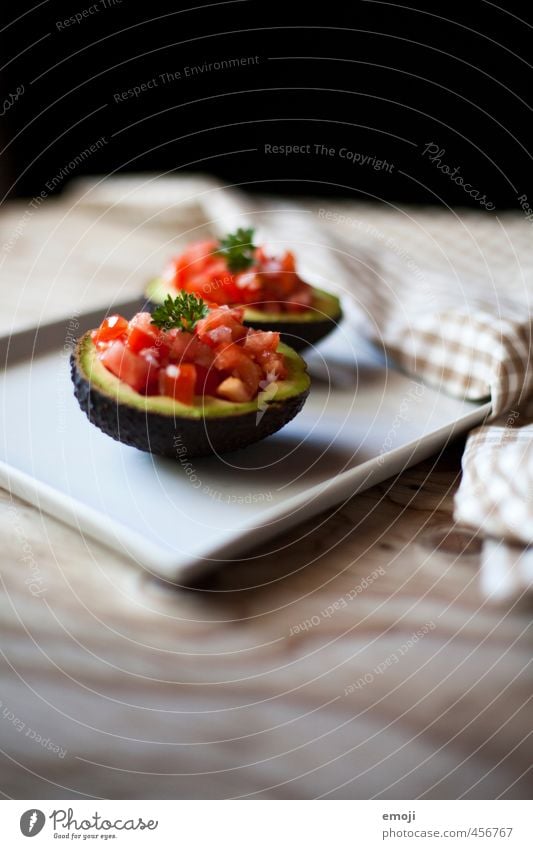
174;240;218;288
100;341;158;393
189;338;216;367
168;331;196;362
94;314;128;345
286;284;314;310
158;363;196;405
196;306;246;347
251;249;299;300
207;325;235;347
214;343;263;395
127;312;167;355
243;329;280;356
170;242;243;304
183;257;236;303
233;271;262;304
168;331;215;367
255;247;293;266
139;345;167;370
196;305;245;329
256;270;295;300
167;238;311;312
261;351;288;381
183;273;228;304
97;302;288;403
194;364;223;396
242;331;286;379
213;342;245;371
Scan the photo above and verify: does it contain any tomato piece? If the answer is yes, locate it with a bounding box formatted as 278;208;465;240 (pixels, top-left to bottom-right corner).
233;271;262;304
189;337;216;367
158;363;196;404
212;342;241;371
261;351;288;381
204;325;234;347
128;325;159;354
94;314;128;345
168;331;196;362
243;329;280;356
100;341;157;393
183;273;222;301
256;269;296;299
168;240;311;310
252;250;301;301
183;263;240;304
139;345;168;371
127;312;167;354
171;240;250;304
285;284;314;310
280;250;296;273
175;240;218;288
194;364;223;396
168;331;215;366
196;306;246;347
214;344;262;395
205;262;242;302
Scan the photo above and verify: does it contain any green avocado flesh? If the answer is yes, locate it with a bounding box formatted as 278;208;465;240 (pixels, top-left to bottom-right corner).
144;278;342;351
71;333;311;458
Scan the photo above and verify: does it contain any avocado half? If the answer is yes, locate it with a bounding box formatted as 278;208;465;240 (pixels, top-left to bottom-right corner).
71;333;310;458
144;278;342;352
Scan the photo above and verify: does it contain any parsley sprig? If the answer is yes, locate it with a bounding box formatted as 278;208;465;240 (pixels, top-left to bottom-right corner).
150;292;208;333
214;227;257;272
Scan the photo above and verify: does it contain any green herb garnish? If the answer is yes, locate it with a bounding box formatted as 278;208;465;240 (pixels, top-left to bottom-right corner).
214;227;257;272
150;292;208;333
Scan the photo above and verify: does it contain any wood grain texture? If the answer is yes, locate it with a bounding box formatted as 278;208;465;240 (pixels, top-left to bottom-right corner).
0;193;532;800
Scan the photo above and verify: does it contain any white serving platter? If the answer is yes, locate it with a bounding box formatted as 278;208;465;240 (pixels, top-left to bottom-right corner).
0;304;490;583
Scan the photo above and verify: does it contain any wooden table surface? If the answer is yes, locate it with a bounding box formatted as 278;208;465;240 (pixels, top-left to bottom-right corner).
1;188;532;799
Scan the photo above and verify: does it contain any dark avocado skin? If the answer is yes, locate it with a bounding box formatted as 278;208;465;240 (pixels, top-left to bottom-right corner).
70;345;310;459
142;296;342;353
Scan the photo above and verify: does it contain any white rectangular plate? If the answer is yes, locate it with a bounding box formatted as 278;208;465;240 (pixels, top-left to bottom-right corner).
0;305;490;583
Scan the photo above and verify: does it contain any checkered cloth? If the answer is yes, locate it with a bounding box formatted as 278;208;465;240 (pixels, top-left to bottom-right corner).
68;175;533;600
454;422;533;599
455;424;533;542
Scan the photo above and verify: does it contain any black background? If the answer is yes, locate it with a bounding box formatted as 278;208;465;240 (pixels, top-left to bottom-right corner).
1;0;531;209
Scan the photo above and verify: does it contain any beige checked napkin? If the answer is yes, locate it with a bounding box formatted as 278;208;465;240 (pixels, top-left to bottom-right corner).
454;424;533;600
68;175;533;600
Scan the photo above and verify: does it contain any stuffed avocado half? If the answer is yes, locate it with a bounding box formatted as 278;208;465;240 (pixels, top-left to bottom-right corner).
144;228;342;352
71;295;310;459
